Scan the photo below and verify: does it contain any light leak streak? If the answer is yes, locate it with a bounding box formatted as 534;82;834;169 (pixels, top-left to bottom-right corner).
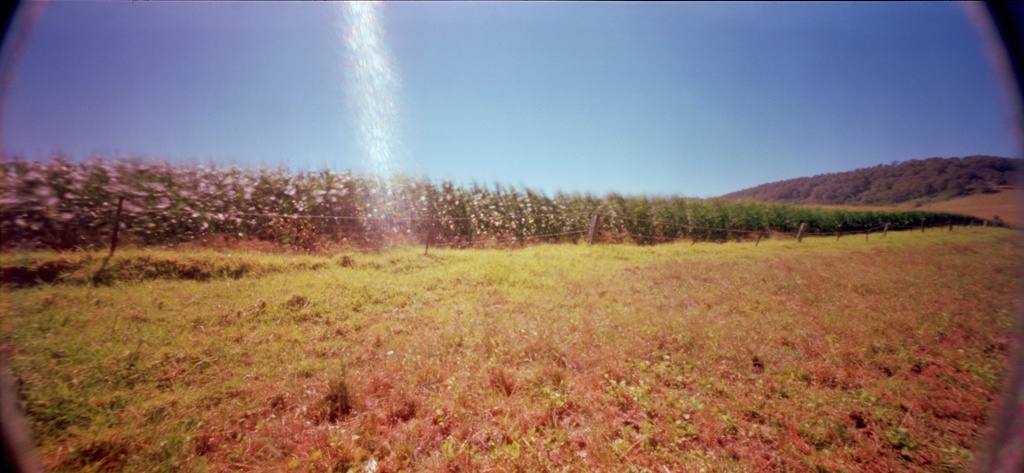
342;1;400;183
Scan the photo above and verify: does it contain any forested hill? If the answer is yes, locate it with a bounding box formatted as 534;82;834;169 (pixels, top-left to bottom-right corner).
721;156;1020;206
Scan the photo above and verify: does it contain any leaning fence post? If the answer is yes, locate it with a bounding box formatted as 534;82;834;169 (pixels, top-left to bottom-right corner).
883;223;889;237
755;228;766;246
587;212;601;244
109;196;125;257
796;223;807;243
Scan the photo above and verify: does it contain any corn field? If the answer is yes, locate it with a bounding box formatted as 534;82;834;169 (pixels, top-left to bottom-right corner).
0;157;983;251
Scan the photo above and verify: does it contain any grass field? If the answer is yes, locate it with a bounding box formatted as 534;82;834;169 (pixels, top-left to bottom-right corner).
1;227;1020;472
911;188;1023;229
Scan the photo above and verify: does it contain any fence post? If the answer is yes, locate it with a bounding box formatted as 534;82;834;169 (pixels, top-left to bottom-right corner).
109;196;125;257
755;228;766;246
796;223;806;243
424;215;434;256
948;220;953;231
883;223;889;237
921;219;925;233
587;212;601;244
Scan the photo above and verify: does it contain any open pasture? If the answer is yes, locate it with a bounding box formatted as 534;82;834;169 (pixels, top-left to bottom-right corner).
0;228;1019;472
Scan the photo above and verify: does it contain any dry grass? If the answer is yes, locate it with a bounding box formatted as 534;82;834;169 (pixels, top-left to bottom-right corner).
911;188;1023;228
810;188;1024;228
0;227;1019;472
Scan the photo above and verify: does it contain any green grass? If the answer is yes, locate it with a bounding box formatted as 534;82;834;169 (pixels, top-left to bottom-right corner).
1;227;1019;471
0;248;338;287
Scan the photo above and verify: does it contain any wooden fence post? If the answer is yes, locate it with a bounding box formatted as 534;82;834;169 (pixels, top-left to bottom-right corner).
109;196;125;257
587;212;601;244
948;220;953;231
796;223;807;243
883;223;889;237
424;215;435;256
921;220;925;233
755;228;766;246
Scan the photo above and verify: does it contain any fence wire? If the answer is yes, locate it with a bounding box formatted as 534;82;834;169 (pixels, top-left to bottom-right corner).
2;193;993;252
155;208;984;252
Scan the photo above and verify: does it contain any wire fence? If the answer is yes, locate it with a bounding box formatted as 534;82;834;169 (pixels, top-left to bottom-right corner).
74;205;992;255
1;188;997;252
1;157;999;252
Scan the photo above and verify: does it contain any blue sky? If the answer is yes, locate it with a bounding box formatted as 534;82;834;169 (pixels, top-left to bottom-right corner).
0;1;1017;197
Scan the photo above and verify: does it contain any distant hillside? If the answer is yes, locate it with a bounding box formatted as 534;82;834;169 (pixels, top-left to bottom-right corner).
722;156;1020;206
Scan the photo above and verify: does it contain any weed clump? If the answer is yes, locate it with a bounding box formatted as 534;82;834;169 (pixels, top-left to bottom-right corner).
752;355;765;374
60;436;136;471
321;377;355;422
336;254;355;268
389;397;418;423
285;294;309;310
488;367;519;397
849;410;868;429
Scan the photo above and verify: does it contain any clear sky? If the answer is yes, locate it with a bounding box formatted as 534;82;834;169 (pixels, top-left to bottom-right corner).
0;1;1018;198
